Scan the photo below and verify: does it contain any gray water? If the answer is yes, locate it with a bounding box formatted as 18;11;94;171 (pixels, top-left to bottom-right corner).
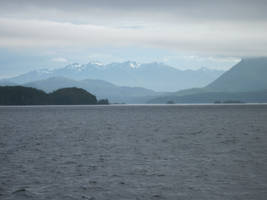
1;105;267;200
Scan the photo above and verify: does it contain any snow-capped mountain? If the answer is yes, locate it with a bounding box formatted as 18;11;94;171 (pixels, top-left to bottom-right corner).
4;61;224;91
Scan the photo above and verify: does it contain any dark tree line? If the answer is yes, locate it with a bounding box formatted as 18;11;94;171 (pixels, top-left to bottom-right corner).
0;86;109;105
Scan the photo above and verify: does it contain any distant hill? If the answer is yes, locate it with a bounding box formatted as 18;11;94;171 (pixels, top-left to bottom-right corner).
22;77;162;103
49;88;97;105
0;86;48;105
0;86;101;105
148;90;267;104
0;80;17;86
2;61;224;91
24;77;82;92
149;57;267;103
206;57;267;92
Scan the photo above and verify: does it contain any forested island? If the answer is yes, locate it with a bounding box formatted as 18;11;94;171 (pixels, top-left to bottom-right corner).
0;86;109;105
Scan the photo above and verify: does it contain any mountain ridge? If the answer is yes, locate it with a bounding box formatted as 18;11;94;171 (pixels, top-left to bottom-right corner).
2;61;224;92
11;76;164;104
149;57;267;103
205;57;267;92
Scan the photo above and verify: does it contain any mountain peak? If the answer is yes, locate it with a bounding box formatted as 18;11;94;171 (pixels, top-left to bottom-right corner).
87;61;104;66
125;61;140;68
3;60;225;91
65;63;86;71
206;57;267;92
36;68;53;74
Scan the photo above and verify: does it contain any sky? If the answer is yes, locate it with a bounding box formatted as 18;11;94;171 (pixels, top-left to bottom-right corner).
0;0;266;78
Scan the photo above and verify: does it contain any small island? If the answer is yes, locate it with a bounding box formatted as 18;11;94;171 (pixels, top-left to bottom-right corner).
0;86;109;105
214;100;244;104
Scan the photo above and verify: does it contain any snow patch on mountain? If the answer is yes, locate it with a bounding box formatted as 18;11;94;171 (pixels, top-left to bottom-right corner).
4;61;225;91
66;63;85;71
92;62;104;66
124;61;140;69
37;69;53;74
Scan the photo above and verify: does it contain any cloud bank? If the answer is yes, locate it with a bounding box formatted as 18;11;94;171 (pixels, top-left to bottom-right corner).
0;0;267;57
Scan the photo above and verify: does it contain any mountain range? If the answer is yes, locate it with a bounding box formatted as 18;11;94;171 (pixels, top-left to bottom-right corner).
2;61;224;92
1;58;266;104
0;77;164;103
149;57;267;103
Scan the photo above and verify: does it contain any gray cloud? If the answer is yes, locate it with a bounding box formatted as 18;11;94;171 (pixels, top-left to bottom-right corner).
0;0;267;57
1;0;267;22
1;17;266;57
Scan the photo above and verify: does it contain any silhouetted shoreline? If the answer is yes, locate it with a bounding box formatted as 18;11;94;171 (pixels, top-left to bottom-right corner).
0;86;109;105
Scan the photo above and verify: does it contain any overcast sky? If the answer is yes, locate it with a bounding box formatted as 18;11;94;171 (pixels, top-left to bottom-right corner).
0;0;266;77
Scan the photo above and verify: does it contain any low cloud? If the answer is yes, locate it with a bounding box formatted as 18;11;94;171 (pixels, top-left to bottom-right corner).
0;17;267;57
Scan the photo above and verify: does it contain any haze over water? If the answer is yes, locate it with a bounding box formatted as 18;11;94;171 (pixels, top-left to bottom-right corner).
1;105;267;199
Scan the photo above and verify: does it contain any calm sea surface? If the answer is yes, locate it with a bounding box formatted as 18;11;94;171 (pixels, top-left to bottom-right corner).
1;105;267;200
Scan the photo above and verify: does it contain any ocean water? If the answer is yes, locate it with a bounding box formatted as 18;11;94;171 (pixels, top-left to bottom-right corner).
0;105;267;200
